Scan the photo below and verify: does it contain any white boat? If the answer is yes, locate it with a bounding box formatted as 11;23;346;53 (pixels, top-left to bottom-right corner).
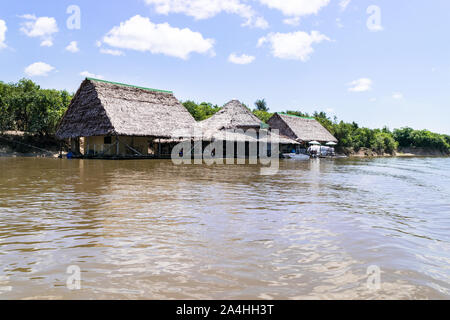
283;153;311;160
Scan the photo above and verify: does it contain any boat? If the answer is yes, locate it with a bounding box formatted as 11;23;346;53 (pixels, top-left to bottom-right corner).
282;153;311;160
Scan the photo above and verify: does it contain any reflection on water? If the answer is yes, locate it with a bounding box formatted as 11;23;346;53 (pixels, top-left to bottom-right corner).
0;157;449;299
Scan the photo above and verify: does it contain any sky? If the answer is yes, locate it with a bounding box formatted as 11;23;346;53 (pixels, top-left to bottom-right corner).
0;0;449;134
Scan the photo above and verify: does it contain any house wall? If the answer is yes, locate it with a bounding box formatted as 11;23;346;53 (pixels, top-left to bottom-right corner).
84;136;150;156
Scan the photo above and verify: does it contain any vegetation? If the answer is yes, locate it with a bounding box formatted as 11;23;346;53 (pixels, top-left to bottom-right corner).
393;127;450;152
251;102;449;155
0;79;72;136
255;99;269;112
182;101;221;121
0;79;449;155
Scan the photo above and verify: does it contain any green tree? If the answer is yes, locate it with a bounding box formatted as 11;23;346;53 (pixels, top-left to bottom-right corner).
253;110;273;123
255;99;269;112
182;100;220;121
0;79;72;136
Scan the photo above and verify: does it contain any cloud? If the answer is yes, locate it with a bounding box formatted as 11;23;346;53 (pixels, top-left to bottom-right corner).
0;20;7;49
80;71;104;79
20;14;58;47
24;62;55;77
228;53;255;65
258;31;330;61
348;78;373;92
101;15;215;60
392;92;403;100
283;17;300;26
339;0;351;11
100;48;125;56
145;0;268;29
259;0;330;17
336;18;344;28
65;41;79;53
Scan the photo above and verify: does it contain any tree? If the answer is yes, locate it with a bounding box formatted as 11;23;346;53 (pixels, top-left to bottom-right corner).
255;99;269;112
182;100;220;121
253;110;273;123
0;79;73;135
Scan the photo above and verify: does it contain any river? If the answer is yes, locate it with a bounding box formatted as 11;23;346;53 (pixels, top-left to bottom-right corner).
0;157;449;299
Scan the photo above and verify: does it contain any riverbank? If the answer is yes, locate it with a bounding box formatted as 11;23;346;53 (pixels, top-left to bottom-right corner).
1;132;448;159
0;132;61;158
339;147;449;158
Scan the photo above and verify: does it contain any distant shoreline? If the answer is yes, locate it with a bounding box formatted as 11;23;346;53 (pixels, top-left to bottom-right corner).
340;147;449;159
1;133;448;160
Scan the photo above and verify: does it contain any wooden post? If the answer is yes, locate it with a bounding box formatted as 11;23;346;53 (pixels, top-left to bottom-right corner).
158;138;161;158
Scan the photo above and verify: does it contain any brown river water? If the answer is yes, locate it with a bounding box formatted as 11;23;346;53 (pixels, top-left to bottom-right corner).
0;157;449;300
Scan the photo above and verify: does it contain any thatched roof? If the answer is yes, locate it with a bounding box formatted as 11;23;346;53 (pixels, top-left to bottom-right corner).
195;100;299;144
200;100;262;132
268;113;338;143
56;78;196;139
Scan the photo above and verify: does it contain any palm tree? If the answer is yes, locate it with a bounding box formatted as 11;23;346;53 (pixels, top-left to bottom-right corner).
255;99;269;112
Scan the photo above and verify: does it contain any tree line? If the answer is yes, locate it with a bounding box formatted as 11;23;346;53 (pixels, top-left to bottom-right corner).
0;79;72;136
0;79;448;154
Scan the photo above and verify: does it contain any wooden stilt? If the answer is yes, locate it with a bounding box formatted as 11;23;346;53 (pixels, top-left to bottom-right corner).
158;138;162;158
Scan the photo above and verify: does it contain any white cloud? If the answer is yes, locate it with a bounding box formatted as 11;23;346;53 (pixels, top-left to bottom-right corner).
259;0;330;17
100;48;125;56
0;19;7;49
339;0;351;11
348;78;373;92
283;17;300;26
20;14;58;47
336;18;344;28
80;71;104;79
228;53;255;65
392;92;403;100
145;0;268;29
101;15;215;60
24;62;55;77
65;41;79;53
40;40;53;47
253;17;269;29
258;31;330;61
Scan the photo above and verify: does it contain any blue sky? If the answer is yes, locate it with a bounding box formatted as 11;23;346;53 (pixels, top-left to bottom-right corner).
0;0;449;134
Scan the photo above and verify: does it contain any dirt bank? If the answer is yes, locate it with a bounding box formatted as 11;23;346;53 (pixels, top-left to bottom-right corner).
339;147;449;158
396;147;449;157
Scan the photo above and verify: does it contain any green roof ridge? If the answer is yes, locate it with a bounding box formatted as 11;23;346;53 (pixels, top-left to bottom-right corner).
86;78;173;94
279;113;315;120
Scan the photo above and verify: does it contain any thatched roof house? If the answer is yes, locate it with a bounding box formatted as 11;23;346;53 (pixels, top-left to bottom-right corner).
56;78;196;139
268;113;338;144
198;100;299;145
